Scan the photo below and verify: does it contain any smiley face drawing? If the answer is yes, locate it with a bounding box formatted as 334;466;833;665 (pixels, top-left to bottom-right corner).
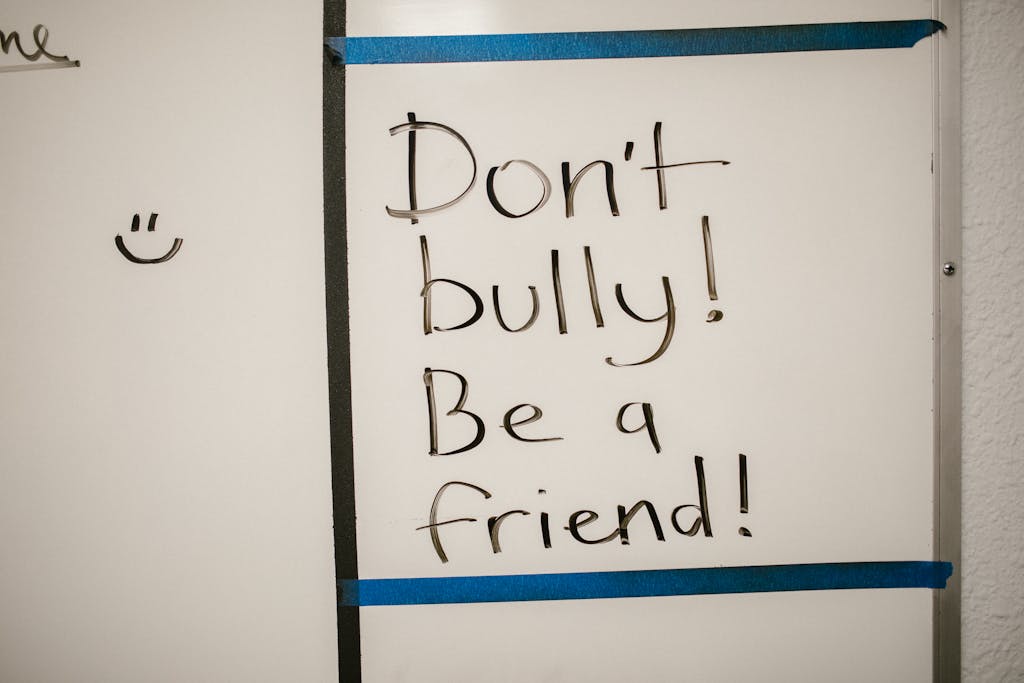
114;212;182;264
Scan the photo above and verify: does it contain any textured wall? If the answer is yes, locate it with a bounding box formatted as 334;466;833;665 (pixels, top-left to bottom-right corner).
961;0;1024;679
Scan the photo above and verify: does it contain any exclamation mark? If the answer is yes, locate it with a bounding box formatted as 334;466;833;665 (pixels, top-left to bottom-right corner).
702;215;724;322
738;453;751;537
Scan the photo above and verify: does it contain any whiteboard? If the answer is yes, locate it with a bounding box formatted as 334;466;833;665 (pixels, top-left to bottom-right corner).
0;1;959;681
328;1;961;682
0;1;336;681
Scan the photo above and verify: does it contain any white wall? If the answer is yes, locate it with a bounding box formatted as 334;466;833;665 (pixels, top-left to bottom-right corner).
961;1;1024;679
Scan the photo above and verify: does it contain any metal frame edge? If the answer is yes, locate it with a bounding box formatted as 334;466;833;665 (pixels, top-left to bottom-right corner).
933;0;962;681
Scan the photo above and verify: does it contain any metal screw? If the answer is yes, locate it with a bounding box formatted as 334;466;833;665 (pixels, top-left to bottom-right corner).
942;262;956;276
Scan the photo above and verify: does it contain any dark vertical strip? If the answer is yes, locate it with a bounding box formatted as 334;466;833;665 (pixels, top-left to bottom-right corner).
551;249;567;334
739;453;751;537
583;246;604;328
559;163;572;219
419;235;433;335
739;453;749;513
423;367;439;455
701;215;718;301
324;0;361;681
694;455;712;537
406;112;418;225
653;121;667;210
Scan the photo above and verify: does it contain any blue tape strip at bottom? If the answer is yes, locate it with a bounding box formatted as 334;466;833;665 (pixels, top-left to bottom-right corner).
326;20;944;65
339;561;953;607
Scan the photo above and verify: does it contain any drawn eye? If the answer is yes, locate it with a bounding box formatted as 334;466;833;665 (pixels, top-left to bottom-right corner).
114;213;183;264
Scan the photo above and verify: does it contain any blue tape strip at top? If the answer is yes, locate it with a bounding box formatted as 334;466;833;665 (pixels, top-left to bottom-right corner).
339;561;954;607
326;20;943;65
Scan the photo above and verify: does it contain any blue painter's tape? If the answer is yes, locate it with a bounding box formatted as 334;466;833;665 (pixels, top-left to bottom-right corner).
326;20;943;65
338;561;953;607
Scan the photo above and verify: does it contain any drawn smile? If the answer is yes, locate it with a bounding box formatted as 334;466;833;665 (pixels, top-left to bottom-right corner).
115;213;182;264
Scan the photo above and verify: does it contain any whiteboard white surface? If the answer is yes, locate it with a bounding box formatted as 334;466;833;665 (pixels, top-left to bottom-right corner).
360;591;933;683
346;50;935;577
0;2;336;681
347;0;933;36
340;2;941;681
